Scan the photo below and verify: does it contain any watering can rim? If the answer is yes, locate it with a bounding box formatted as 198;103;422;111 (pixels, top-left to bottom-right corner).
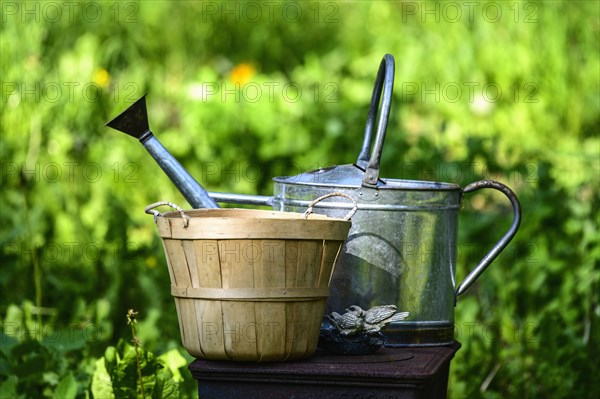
272;164;461;191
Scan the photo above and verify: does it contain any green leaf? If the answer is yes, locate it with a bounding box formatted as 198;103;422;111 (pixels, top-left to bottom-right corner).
10;340;48;380
0;332;19;357
91;357;114;399
53;372;77;399
151;368;179;399
103;346;117;375
157;349;187;383
0;375;18;399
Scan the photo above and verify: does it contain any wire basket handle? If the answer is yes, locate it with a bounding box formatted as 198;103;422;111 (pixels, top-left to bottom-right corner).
303;192;358;221
145;201;191;227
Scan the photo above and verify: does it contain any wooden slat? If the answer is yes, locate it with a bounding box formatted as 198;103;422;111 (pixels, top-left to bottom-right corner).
255;309;287;362
285;240;299;288
161;240;177;286
182;240;199;287
219;240;257;360
195;300;227;360
295;241;322;288
163;239;191;287
192;239;222;288
176;298;204;358
171;286;329;300
183;239;225;360
220;301;257;360
155;217;172;237
304;299;327;357
285;301;312;359
173;298;185;347
254;240;287;361
320;240;345;287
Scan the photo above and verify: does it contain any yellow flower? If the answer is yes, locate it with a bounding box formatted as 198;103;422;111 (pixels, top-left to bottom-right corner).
93;67;111;89
229;63;256;85
145;256;157;268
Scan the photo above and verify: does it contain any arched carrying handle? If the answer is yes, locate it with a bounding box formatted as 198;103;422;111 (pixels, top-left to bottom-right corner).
456;180;522;298
145;201;191;228
303;192;358;221
356;54;395;187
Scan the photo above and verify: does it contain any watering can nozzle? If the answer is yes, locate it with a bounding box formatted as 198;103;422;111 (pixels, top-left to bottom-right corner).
105;95;152;141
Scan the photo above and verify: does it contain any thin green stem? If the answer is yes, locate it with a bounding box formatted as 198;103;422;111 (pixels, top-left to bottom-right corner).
128;309;145;399
22;194;42;329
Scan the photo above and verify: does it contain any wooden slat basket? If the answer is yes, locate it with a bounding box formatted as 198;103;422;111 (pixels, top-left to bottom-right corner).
147;203;352;362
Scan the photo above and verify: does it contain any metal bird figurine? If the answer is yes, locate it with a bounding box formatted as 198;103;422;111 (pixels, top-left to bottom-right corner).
319;305;409;355
327;305;365;336
363;305;410;333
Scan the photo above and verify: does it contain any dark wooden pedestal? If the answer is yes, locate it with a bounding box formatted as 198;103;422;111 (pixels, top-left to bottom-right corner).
188;341;460;399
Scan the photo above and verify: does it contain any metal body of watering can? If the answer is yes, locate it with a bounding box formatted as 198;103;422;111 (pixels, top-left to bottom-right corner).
263;175;520;346
211;54;521;346
107;54;521;346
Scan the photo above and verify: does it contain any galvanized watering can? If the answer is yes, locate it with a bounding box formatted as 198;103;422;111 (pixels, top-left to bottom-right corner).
107;54;521;346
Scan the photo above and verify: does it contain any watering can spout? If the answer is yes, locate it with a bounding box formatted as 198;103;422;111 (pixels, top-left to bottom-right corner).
106;95;151;140
106;96;219;209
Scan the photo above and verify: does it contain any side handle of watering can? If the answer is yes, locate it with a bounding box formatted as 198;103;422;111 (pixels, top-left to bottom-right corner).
455;180;522;298
356;54;395;187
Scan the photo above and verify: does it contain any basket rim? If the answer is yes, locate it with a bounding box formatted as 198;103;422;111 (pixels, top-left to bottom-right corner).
158;208;350;223
155;208;351;240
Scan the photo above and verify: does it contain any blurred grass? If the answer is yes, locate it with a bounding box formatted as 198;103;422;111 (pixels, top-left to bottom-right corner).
1;1;599;398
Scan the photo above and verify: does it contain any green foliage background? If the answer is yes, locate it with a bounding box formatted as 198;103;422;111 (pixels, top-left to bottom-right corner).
1;1;599;398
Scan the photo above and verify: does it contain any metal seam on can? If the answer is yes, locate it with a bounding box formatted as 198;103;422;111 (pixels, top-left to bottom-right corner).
274;199;461;211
